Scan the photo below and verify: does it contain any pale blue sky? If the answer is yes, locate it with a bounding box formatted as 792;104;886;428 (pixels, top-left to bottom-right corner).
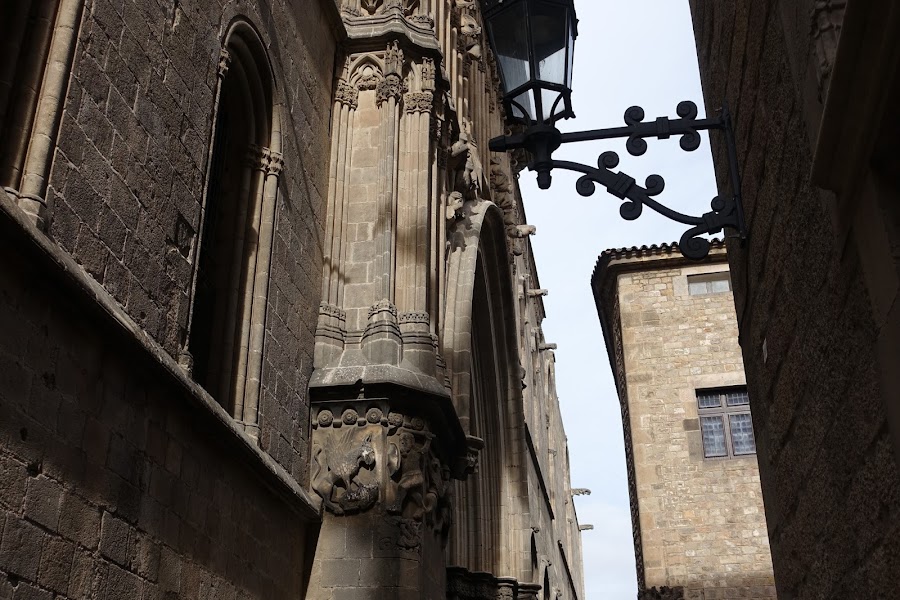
518;1;719;596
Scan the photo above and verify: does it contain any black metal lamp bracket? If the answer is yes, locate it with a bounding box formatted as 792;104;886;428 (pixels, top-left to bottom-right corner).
489;101;746;260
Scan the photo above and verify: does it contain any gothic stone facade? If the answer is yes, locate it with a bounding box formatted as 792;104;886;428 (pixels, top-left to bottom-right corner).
0;0;584;599
592;243;776;599
689;0;900;597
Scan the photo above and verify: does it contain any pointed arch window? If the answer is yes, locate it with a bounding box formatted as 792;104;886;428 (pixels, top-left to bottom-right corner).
185;24;282;440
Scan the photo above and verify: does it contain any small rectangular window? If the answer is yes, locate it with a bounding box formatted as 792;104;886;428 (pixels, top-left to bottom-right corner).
696;387;755;459
687;272;732;296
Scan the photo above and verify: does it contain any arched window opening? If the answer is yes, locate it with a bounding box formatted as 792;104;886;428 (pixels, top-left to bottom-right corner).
0;0;57;190
187;26;277;437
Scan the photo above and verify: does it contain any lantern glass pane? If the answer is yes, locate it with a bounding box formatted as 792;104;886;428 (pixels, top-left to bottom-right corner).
531;1;568;86
510;89;536;123
489;3;531;95
566;14;575;88
541;88;564;121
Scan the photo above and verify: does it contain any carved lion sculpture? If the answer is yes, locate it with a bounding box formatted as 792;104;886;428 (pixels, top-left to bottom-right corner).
312;429;377;514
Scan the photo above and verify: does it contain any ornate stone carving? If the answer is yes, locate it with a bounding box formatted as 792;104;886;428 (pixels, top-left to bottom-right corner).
408;13;434;28
422;57;436;91
217;48;231;78
319;302;347;320
446;568;521;600
245;144;269;170
639;586;684;600
457;1;483;60
385;40;404;77
445;191;464;224
811;0;846;102
377;75;406;106
398;311;430;325
451;119;484;195
509;224;536;238
265;151;284;177
360;0;382;14
336;79;359;109
311;403;453;547
311;424;378;514
369;299;398;319
404;91;433;113
357;64;382;91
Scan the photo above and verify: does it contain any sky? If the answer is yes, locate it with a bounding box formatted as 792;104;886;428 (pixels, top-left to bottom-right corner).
516;1;720;597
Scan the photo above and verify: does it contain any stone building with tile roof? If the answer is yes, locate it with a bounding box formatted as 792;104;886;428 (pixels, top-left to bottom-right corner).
592;241;775;599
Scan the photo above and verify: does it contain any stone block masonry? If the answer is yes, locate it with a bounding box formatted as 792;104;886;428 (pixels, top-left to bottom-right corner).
0;196;319;598
593;246;776;599
45;0;340;484
688;0;900;597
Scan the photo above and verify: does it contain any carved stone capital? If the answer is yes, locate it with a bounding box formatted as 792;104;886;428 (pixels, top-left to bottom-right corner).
404;91;433;114
265;151;284;177
377;74;406;106
245;144;269;170
336;79;359;109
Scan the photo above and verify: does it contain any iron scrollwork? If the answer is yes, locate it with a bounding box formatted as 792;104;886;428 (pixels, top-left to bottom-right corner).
489;100;746;260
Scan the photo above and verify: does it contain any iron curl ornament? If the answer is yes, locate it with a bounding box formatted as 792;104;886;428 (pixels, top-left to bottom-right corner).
488;101;747;260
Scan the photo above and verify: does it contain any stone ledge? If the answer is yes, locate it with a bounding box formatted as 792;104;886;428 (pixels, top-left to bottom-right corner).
0;193;322;521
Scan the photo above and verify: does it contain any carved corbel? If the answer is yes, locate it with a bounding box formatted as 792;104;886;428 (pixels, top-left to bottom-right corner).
311;404;454;549
510;224;536;238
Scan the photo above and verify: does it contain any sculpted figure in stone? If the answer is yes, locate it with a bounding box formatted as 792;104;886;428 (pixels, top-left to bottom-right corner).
451;120;484;196
388;432;429;518
446;191;465;223
312;427;378;514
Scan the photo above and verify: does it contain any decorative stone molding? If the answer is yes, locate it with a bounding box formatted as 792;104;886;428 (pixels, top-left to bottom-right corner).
311;403;453;548
404;91;433;113
319;302;347;320
336;79;360;109
408;13;434;29
369;299;398;319
399;311;430;325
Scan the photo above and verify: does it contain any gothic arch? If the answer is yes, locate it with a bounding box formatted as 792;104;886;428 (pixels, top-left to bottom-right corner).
444;201;529;579
185;18;283;441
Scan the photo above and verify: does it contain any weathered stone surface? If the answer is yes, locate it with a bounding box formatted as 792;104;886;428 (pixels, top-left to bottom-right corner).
593;246;776;599
688;1;900;598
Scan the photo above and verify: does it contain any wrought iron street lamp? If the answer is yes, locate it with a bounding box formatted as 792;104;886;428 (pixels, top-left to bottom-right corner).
480;0;747;259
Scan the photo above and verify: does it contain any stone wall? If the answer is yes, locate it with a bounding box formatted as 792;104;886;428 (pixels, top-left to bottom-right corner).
618;256;774;599
688;0;900;596
0;199;319;599
45;0;339;482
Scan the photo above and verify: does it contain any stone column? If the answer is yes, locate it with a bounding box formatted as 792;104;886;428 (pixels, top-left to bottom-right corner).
308;399;459;599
